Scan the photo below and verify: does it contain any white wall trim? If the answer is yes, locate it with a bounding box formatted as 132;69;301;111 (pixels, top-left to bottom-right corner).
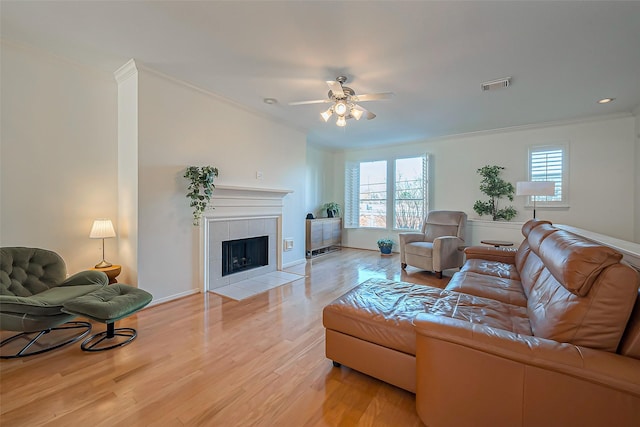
135;62;307;134
343;113;633;153
114;59;138;83
283;258;307;269
146;288;200;307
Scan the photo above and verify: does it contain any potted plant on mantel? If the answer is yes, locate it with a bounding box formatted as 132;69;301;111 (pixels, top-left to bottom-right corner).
184;165;219;226
377;238;394;255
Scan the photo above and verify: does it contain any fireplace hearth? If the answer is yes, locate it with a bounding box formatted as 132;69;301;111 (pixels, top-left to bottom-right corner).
222;236;268;277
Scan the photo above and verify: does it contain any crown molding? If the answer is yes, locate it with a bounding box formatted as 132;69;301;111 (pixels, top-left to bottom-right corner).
114;59;138;83
131;62;308;136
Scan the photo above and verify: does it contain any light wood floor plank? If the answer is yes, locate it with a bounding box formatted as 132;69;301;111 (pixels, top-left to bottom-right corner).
1;248;450;426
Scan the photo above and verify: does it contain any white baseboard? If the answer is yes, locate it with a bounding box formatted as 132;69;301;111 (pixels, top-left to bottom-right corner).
283;258;307;269
146;288;200;307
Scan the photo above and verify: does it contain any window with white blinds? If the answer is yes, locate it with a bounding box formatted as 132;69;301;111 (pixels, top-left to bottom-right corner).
344;155;428;230
528;145;568;206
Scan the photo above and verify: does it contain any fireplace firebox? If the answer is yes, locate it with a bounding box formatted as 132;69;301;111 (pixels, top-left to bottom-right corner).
222;236;268;277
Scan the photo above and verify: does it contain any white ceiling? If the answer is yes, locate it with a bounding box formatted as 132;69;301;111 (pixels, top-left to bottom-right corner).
2;1;639;149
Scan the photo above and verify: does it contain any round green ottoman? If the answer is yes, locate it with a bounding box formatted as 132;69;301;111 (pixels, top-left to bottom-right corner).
62;284;152;351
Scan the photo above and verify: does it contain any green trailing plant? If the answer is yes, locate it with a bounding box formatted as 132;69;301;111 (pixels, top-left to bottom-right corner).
184;166;219;226
376;238;394;250
322;202;341;217
473;165;517;221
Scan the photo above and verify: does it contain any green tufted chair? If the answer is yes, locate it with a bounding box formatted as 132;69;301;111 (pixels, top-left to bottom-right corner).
1;247;108;358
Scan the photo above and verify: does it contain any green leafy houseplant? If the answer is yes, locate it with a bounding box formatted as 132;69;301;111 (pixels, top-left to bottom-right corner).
184;166;219;226
473;165;517;221
377;238;394;254
322;202;341;218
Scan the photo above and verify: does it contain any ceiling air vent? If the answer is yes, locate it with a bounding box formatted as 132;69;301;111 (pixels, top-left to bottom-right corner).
481;77;511;91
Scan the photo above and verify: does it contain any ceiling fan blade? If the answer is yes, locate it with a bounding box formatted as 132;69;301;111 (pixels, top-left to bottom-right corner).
326;80;345;98
288;99;332;106
354;92;394;102
353;104;376;120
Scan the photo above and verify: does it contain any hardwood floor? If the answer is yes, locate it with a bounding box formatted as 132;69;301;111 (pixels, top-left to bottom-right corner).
0;249;450;426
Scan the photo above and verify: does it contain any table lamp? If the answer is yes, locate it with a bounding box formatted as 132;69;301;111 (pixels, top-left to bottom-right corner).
90;218;116;268
516;181;555;219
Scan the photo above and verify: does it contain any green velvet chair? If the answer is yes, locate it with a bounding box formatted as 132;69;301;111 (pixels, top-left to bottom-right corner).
0;247;108;358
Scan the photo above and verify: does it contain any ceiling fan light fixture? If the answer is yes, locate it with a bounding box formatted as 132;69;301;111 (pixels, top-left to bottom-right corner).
351;107;364;120
334;101;348;116
336;116;346;127
320;107;333;122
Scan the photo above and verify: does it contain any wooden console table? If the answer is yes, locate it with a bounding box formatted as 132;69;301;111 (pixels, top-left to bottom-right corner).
306;218;342;258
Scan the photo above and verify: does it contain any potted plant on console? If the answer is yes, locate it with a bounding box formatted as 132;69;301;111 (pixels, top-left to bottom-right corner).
322;202;341;218
377;238;394;255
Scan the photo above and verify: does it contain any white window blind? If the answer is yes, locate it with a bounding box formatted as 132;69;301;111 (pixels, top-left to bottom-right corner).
529;145;567;205
344;162;360;228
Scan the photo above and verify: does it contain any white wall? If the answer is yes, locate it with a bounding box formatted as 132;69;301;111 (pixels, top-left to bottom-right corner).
135;68;307;302
305;144;337;218
337;115;638;250
635;108;640;243
0;41;118;274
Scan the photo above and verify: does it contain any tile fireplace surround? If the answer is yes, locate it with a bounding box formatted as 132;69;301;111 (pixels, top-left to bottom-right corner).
200;185;292;292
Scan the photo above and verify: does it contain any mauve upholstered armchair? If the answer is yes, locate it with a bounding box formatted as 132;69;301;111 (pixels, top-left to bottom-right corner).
399;211;467;278
0;247;107;358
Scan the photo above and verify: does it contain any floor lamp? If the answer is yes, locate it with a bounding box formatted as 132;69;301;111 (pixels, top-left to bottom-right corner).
516;181;555;219
90;218;116;268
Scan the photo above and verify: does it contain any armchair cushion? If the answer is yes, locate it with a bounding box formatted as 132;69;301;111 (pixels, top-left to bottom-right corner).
424;225;459;242
0;284;106;316
402;241;433;258
1;247;66;296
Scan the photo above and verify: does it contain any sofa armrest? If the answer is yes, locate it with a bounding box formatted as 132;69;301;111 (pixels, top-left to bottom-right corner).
399;232;424;245
463;245;516;264
413;313;640;395
60;270;109;287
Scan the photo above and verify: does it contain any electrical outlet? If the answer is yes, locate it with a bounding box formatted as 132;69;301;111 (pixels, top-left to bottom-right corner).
283;238;294;251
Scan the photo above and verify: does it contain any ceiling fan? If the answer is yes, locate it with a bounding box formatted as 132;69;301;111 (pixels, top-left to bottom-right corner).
289;76;393;127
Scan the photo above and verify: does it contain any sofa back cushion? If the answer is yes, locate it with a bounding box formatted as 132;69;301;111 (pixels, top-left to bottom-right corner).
538;230;622;296
526;228;639;352
618;288;640;359
518;248;546;298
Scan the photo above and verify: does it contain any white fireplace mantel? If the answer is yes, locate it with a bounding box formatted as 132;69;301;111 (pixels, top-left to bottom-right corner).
200;185;293;292
204;185;293;218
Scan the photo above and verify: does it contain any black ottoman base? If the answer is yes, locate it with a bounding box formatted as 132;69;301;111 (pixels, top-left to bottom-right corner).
81;322;137;352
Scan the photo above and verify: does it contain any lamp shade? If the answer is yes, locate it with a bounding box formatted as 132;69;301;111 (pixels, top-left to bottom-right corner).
516;181;555;197
89;219;116;239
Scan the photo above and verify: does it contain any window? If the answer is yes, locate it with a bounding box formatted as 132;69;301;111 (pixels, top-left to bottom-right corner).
528;145;568;206
394;157;427;230
345;155;428;230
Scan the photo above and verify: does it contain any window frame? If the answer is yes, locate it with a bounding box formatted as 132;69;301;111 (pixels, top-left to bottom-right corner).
526;144;569;208
344;154;429;231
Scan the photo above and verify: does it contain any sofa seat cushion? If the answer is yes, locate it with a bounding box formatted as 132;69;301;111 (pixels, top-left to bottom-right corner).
403;241;433;257
323;278;531;356
445;271;527;307
460;259;521;281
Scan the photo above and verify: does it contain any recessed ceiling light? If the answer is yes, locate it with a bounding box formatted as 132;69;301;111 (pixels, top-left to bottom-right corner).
263;98;278;105
597;98;615;104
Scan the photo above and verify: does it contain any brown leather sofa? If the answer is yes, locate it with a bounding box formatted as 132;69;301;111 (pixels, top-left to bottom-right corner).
323;220;640;426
